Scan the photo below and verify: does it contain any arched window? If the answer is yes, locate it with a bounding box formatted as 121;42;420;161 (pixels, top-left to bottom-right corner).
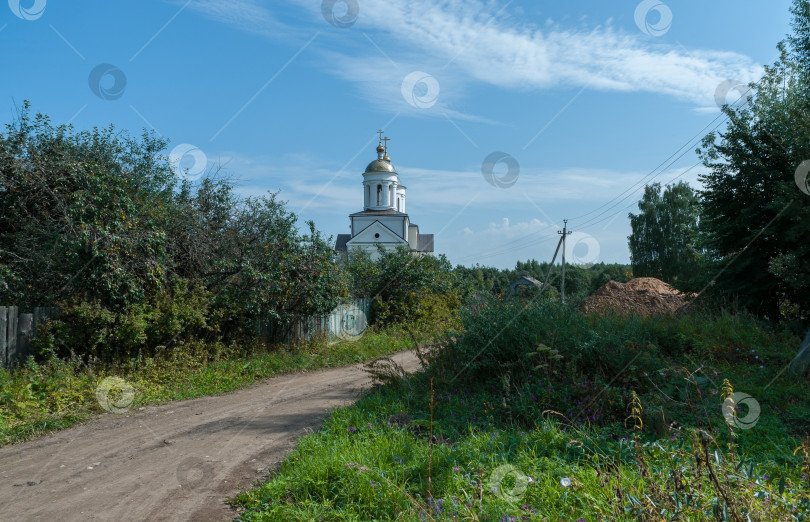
376;184;382;206
389;185;394;208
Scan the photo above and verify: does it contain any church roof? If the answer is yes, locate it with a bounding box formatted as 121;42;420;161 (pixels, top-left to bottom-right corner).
364;158;396;173
335;234;351;252
416;234;434;252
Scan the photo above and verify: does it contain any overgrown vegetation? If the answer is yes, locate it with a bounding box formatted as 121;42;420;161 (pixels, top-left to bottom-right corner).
0;104;345;361
626;0;810;322
235;298;809;521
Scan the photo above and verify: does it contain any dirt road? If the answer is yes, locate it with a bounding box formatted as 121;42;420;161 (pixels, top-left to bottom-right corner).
0;351;420;521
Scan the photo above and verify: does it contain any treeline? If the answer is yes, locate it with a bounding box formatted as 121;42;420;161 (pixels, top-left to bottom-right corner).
629;0;810;324
453;260;631;300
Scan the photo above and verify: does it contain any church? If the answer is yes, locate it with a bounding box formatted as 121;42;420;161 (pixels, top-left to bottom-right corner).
335;133;434;258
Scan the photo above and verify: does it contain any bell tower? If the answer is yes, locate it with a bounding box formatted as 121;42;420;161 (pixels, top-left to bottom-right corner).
334;132;433;258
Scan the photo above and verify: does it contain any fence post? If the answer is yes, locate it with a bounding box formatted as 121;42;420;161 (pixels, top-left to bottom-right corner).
15;313;33;368
0;307;7;369
4;307;18;369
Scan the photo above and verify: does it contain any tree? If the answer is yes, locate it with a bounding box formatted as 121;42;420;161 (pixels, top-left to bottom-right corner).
697;0;810;319
0;103;346;358
627;182;701;287
0;102;175;310
343;246;458;326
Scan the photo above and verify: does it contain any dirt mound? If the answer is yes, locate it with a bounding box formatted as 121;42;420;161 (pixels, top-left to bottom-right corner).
582;277;689;317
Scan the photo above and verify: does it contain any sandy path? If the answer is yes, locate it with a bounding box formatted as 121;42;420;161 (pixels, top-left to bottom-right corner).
0;351;420;522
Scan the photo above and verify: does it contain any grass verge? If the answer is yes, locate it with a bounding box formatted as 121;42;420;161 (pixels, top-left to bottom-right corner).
235;301;810;521
0;325;424;446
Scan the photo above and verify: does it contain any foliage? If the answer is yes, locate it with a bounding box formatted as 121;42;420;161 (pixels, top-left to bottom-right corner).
627;182;703;290
452;261;632;300
343;246;458;327
0;102;175;310
236;299;810;521
0;103;346;359
697;2;810;319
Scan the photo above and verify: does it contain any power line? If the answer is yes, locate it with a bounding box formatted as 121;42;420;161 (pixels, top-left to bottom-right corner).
568;112;724;222
568;87;753;226
574;160;702;232
573;158;703;231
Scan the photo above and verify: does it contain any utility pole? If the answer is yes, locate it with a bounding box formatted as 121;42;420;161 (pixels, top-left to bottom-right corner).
540;235;563;296
558;219;572;304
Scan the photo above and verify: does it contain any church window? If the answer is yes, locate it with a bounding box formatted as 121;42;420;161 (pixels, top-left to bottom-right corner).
376;184;382;206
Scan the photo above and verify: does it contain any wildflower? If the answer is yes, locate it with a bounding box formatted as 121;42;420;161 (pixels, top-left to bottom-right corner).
434;498;444;514
527;476;535;484
453;466;460;472
560;477;572;488
802;474;807;479
349;426;356;433
763;474;770;481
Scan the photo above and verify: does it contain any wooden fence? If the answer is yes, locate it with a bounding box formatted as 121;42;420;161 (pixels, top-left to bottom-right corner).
0;306;59;370
257;298;371;344
1;299;370;369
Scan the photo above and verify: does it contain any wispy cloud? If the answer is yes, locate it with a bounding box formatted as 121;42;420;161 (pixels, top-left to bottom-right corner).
184;0;288;38
313;0;761;107
187;0;764;114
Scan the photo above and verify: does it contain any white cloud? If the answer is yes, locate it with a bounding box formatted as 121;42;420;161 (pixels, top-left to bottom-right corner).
309;0;762;108
187;0;765;115
185;0;288;37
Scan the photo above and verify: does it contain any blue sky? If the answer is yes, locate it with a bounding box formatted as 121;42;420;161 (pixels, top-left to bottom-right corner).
1;0;794;268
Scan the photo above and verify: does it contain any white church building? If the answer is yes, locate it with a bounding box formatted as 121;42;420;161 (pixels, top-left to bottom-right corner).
335;135;434;258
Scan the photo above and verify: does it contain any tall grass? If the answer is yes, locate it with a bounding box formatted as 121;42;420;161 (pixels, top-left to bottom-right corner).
236;299;810;520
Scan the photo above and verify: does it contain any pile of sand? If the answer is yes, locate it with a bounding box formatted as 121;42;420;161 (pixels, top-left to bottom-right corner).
582;277;689;317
